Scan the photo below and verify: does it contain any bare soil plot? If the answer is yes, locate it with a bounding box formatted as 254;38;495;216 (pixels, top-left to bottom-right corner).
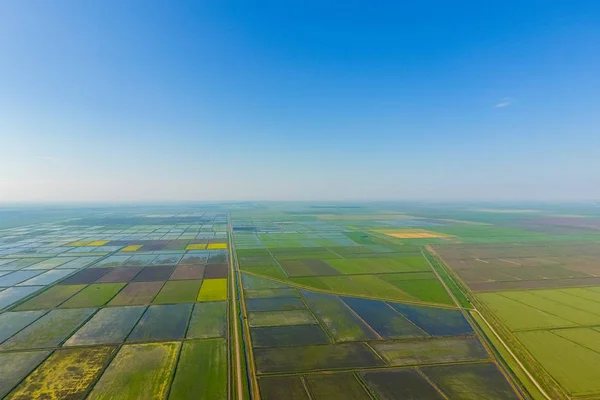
58;268;111;285
95;266;143;283
108;281;164;306
132;266;176;282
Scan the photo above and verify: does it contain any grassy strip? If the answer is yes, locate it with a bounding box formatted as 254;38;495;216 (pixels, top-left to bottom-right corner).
228;218;251;400
232;283;251;400
422;248;471;309
471;311;546;400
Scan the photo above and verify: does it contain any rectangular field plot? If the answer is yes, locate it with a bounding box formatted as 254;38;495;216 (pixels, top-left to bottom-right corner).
132;266;176;282
421;363;520;400
87;342;180;400
389;302;473;336
168;339;227;400
326;256;430;274
0;351;50;398
197;278;227;301
516;330;600;396
64;306;146;346
248;309;316;327
304;373;372;400
254;343;384;373
280;259;341;277
122;254;158;266
60;283;125;308
14;284;86;310
478;292;577;331
170;265;205;280
5;346;115;400
251;324;330;347
242;273;287;290
93;255;131;268
0;310;46;343
95;266;143;283
0;286;44;310
435;243;600;291
150;253;184;266
371;336;489;366
153;280;202;304
108;281;164;306
552;327;600;353
341;296;425;339
379;275;454;305
259;376;309;400
361;369;446;400
56;256;101;269
204;264;228;279
244;287;299;299
1;308;96;350
179;253;209;265
300;290;378;342
0;270;43;286
246;297;306;311
19;268;75;286
186;301;227;339
299;274;420;302
58;268;111;285
127;303;192;342
499;290;600;326
24;257;73;270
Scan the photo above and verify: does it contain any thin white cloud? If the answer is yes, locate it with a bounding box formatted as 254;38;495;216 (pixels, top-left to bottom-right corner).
495;97;514;108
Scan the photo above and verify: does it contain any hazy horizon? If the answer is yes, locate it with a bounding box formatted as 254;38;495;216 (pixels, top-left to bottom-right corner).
2;1;599;202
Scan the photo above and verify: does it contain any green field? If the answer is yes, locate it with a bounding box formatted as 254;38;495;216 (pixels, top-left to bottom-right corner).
6;203;599;398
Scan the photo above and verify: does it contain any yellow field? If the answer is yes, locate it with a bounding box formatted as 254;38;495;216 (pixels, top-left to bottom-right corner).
121;245;142;252
207;243;227;249
7;346;116;399
88;240;110;246
317;213;410;220
375;229;451;239
186;244;207;250
66;240;92;246
197;279;228;301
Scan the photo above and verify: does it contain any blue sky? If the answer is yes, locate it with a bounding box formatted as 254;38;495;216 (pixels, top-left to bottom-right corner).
1;1;599;202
